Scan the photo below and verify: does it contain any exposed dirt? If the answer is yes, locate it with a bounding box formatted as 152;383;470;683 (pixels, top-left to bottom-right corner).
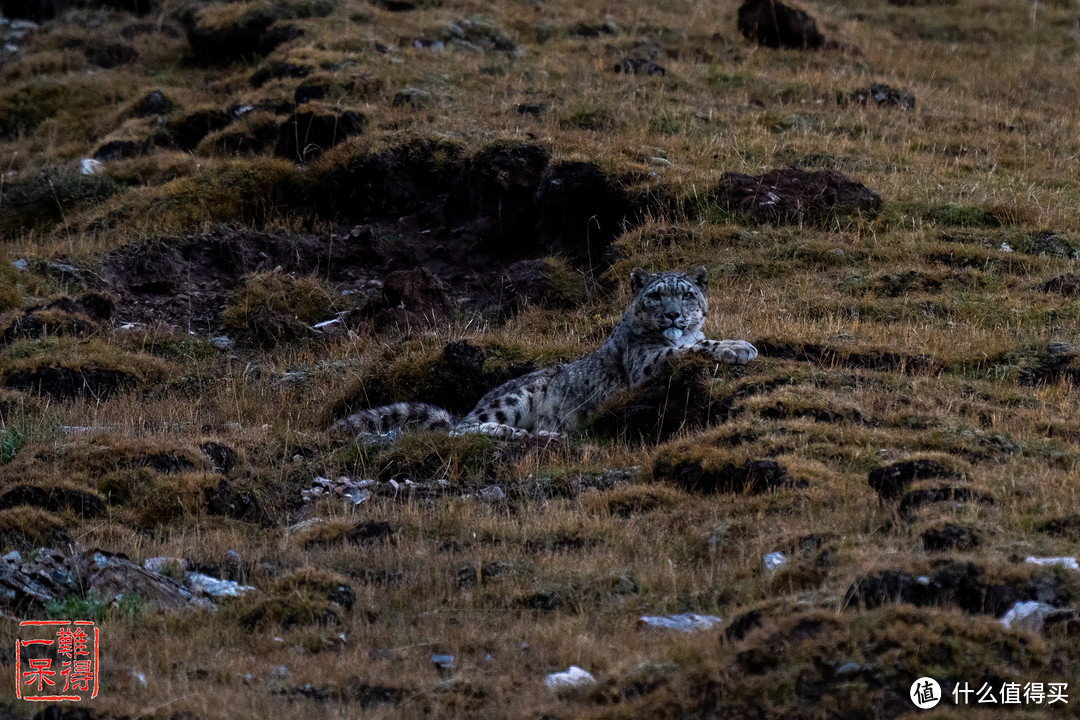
715;168;881;224
663;457;804;494
845;561;1073;617
898;486;996;517
754;338;933;372
737;0;827;50
867;458;961;499
0;484;106;518
0;292;114;344
94;141;643;332
922;522;981;551
1041;272;1080;296
4;364;138;400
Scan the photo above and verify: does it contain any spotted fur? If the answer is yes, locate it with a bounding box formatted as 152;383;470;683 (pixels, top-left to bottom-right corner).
332;267;757;440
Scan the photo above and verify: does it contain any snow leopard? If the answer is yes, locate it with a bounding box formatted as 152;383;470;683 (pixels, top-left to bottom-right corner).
331;266;757;440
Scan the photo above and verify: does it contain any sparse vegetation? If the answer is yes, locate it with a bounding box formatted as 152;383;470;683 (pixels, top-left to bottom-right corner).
3;0;1080;717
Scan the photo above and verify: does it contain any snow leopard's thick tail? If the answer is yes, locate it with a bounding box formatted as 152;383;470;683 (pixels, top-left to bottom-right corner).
330;402;456;435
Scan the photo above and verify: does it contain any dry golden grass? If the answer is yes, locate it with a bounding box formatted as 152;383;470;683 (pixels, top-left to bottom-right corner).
5;0;1080;717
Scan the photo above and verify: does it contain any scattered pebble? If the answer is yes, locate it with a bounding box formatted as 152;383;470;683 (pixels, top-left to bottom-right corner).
637;613;722;632
545;665;596;690
11;258;27;271
301;476;375;505
431;654;454;671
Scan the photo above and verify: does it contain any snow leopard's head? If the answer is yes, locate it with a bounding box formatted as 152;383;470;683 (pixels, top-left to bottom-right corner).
629;266;708;344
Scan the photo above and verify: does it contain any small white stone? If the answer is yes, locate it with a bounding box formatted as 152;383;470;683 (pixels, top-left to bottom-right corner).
545;665;596;690
763;552;787;574
80;158;103;175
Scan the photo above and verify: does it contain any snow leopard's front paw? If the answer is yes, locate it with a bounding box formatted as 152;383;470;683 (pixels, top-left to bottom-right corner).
711;339;758;365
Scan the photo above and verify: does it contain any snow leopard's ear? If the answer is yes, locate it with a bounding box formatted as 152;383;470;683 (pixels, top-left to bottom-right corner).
630;267;651;294
689;266;708;290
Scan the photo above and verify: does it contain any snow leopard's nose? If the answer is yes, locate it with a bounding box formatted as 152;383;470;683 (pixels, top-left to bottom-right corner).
665;311;681;320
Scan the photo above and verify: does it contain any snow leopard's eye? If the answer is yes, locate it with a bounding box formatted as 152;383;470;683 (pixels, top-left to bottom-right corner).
682;292;695;300
647;291;661;301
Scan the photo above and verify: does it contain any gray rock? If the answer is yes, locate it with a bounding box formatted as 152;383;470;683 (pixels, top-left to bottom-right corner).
185;571;257;599
479;485;505;501
1001;600;1057;633
637;613;722;632
1;547;217;617
88;550;213;612
835;661;861;677
545;665;596;689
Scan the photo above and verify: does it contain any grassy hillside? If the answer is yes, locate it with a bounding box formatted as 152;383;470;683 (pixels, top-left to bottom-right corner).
3;0;1080;717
